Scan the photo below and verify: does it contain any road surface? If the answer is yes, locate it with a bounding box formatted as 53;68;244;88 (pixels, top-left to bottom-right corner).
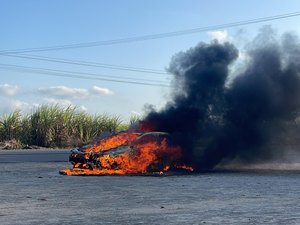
0;149;70;163
0;149;300;225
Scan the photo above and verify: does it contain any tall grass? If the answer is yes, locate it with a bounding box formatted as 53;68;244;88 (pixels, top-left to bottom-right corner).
0;105;129;148
0;110;22;141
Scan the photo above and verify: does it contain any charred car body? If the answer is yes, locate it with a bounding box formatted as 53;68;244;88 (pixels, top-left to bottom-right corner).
66;131;179;174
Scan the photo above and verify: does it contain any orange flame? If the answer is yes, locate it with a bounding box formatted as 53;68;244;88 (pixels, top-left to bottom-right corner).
62;131;193;176
84;132;140;153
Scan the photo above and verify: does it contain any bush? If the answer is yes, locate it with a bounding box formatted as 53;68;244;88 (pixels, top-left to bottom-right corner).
0;105;128;148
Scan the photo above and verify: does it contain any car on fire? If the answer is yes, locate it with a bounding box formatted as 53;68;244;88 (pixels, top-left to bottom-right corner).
68;131;173;171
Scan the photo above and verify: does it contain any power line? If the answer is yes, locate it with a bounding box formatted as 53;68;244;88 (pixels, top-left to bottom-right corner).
0;63;170;85
2;53;169;75
0;11;299;54
0;63;170;87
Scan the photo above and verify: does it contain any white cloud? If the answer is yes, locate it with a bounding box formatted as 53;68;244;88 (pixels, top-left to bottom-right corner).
79;105;88;112
42;98;87;112
38;86;89;99
38;85;113;99
12;100;29;110
208;30;229;43
44;98;74;107
0;84;19;96
0;99;30;115
91;86;114;96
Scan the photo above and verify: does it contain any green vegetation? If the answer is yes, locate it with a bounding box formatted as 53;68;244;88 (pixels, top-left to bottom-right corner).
0;105;138;149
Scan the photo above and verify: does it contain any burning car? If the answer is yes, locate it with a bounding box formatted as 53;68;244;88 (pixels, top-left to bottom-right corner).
61;131;193;176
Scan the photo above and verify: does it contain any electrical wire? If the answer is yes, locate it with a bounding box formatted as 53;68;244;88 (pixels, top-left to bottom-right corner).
0;11;299;54
2;53;169;75
0;63;171;87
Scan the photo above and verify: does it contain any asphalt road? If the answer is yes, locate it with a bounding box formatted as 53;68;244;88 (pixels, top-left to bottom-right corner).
0;149;300;224
0;149;71;163
1;162;300;225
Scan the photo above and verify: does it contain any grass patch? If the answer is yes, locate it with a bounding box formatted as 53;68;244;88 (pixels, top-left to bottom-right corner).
0;105;133;149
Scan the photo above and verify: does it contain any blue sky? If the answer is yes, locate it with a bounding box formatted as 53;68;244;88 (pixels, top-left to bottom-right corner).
1;0;300;120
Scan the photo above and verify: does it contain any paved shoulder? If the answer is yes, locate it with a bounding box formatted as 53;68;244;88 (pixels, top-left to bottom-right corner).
0;149;71;163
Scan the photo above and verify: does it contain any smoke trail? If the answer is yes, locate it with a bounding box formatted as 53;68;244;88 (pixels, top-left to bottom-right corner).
142;29;300;171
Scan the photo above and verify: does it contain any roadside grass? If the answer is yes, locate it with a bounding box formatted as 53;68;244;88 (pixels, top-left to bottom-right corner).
0;105;136;148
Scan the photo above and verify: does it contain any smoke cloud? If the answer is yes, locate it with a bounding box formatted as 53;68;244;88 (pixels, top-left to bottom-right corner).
142;29;300;171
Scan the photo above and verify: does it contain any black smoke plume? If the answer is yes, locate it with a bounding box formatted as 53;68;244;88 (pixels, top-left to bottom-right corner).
142;30;300;171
